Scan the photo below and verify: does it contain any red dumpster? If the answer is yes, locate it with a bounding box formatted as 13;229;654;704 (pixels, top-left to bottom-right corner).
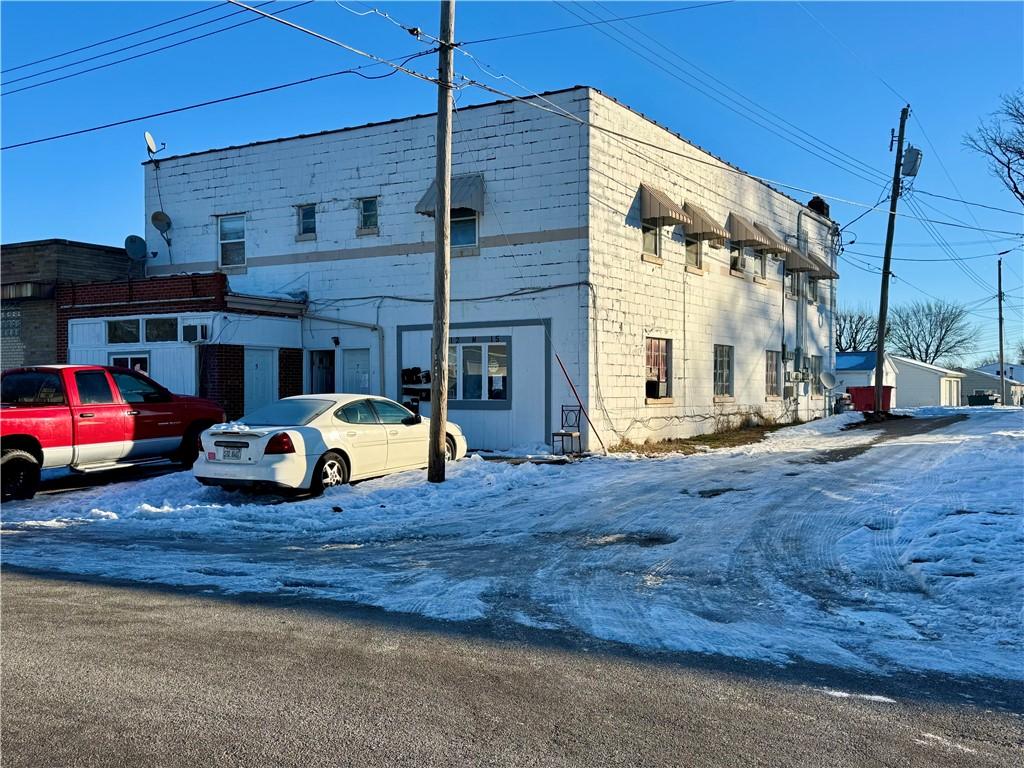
847;385;892;411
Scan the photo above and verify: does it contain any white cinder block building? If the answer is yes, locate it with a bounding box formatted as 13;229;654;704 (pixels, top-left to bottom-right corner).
69;87;839;451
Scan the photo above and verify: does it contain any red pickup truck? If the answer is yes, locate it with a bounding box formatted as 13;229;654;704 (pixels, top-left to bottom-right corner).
1;365;225;500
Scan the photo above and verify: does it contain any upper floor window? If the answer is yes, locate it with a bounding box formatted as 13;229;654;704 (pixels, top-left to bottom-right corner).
451;208;478;248
358;197;379;232
684;235;701;268
645;337;671;400
786;271;798;296
750;248;766;278
218;214;246;267
642;223;661;257
806;277;820;303
297;204;316;237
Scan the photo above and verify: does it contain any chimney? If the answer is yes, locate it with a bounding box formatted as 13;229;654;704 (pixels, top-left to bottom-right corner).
807;196;830;218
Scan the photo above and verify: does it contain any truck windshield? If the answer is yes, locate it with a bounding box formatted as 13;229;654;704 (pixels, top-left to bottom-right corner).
238;399;333;427
1;371;66;406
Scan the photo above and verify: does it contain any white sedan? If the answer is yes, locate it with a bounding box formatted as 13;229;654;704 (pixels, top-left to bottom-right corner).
193;395;468;494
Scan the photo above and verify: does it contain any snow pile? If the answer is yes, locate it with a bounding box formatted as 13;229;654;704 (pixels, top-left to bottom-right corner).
2;408;1021;679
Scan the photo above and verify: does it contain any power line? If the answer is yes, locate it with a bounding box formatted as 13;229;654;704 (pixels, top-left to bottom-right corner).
1;1;282;87
1;2;224;74
844;246;1021;262
1;1;314;97
223;0;440;85
1;51;434;151
551;0;886;186
912;189;1022;217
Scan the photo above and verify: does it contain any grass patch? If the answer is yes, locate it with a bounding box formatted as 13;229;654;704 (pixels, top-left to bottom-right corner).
610;423;789;456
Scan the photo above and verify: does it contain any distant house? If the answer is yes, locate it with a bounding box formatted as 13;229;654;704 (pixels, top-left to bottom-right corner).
956;367;1024;406
977;362;1023;383
890;356;964;407
835;351;898;406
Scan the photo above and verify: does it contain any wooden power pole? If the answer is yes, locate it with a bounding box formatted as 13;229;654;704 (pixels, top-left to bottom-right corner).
427;0;455;483
873;105;911;415
998;257;1006;406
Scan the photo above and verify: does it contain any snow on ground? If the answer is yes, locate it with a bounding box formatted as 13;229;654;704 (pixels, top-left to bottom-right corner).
2;407;1022;679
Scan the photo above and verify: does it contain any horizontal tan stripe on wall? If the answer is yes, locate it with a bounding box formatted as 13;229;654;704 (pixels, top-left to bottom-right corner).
147;226;588;276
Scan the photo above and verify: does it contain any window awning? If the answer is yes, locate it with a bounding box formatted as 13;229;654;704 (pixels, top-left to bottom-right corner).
415;174;485;217
640;184;691;227
784;249;817;273
682;201;729;241
726;213;772;248
752;222;794;256
807;251;839;280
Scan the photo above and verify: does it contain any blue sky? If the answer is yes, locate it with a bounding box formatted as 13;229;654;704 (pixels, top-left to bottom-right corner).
2;1;1022;359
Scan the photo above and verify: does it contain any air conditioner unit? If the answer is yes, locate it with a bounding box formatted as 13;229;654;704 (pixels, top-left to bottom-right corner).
183;323;210;343
731;252;747;271
786;370;804;382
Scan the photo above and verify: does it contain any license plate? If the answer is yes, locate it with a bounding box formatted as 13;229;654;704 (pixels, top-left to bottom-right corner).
222;447;242;461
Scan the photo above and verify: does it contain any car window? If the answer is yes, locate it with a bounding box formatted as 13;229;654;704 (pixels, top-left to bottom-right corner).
75;371;115;405
370;399;413;425
336;401;379;424
111;371;166;404
1;371;66;405
240;399;334;426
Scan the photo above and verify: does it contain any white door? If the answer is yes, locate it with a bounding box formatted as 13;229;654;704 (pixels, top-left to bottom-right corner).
342;348;371;394
244;348;277;415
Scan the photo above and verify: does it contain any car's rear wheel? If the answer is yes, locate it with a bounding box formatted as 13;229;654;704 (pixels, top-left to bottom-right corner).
1;449;40;501
310;451;348;496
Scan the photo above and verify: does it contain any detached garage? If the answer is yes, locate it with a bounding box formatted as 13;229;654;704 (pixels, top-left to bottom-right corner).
890;356;965;408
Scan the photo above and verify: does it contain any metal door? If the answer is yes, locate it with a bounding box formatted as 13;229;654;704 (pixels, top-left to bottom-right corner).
309;350;336;394
244;348;277;415
342;348;371;394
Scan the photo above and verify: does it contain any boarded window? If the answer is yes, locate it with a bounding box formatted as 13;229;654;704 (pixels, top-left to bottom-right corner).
766;350;781;397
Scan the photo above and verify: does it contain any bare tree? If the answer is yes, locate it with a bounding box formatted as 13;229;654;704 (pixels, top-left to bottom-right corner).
887;300;978;364
835;305;879;351
1016;338;1024;365
964;89;1024;206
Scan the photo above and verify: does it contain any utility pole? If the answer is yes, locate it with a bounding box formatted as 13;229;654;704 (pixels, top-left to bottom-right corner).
873;105;911;415
427;0;455;483
998;257;1006;406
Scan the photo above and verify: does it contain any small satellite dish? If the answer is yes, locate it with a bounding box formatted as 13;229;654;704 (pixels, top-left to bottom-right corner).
124;235;149;261
145;131;158;155
151;211;172;233
820;371;837;389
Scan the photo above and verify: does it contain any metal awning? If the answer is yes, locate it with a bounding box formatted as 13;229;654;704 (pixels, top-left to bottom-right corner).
752;222;793;255
726;213;772;248
784;249;818;273
415;173;485;217
640;184;691;227
807;251;839;280
682;201;729;241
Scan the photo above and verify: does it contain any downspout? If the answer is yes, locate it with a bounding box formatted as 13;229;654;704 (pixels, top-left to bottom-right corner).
303;312;386;396
796;210;807;419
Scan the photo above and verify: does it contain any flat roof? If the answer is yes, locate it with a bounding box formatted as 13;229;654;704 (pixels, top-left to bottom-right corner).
144;85;831;220
1;238;126;252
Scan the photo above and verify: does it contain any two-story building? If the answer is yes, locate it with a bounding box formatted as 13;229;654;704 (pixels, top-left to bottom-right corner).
63;86;838;450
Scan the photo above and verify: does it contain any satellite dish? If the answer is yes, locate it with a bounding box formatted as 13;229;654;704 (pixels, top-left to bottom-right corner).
151;211;172;233
820;371;837;389
145;131;158;155
124;235;148;261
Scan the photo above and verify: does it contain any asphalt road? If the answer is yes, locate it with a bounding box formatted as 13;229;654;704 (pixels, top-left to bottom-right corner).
2;572;1021;768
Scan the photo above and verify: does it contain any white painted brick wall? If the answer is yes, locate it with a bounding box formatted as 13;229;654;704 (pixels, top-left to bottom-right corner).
141;87;836;450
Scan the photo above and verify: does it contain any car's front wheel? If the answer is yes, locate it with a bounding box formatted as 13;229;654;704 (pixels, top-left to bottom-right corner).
310;451;348;496
444;436;457;462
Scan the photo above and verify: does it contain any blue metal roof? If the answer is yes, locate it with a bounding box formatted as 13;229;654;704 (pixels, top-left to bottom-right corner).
836;351;878;371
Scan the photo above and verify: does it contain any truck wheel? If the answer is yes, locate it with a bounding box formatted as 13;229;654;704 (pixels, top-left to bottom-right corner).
1;449;40;501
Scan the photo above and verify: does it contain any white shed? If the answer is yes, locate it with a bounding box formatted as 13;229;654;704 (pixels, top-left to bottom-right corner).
890;356;965;408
